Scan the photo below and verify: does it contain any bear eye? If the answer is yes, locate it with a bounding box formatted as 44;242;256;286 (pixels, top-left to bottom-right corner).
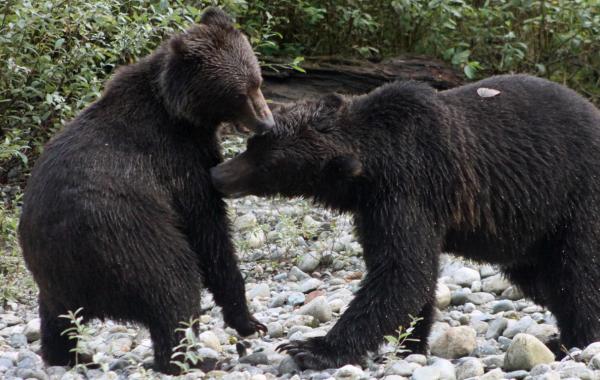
314;123;334;133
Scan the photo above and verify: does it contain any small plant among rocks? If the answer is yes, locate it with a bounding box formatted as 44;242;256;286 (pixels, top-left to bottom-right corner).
60;308;104;372
384;315;424;356
170;318;207;376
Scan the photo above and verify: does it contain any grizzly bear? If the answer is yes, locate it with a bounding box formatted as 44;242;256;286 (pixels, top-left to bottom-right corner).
210;75;600;369
18;8;271;374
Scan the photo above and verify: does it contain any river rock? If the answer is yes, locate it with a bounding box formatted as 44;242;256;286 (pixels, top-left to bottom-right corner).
503;333;554;371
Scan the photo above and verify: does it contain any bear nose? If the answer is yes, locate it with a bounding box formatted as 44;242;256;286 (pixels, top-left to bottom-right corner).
254;112;275;135
210;166;229;193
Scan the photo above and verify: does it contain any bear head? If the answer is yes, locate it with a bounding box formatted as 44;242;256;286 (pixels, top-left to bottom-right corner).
159;7;274;133
210;93;363;203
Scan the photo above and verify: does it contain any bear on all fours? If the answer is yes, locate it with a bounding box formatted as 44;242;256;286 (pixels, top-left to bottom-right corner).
18;8;272;374
211;74;600;369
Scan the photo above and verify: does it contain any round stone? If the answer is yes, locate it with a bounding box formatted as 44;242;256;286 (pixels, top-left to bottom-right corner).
503;333;555;371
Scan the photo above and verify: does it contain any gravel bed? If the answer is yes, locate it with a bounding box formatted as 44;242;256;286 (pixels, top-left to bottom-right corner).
2;139;600;380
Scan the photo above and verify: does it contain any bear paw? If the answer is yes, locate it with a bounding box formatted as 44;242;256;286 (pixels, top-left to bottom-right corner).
226;314;267;337
276;337;359;370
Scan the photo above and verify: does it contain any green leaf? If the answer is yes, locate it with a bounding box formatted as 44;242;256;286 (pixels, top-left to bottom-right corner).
54;38;65;49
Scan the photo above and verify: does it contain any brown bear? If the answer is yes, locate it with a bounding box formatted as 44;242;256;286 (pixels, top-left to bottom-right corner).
210;75;600;369
18;7;271;374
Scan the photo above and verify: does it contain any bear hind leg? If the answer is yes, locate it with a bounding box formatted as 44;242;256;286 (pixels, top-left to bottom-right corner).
39;294;79;366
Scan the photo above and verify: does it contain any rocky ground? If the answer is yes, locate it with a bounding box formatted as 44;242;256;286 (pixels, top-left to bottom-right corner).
2;136;600;380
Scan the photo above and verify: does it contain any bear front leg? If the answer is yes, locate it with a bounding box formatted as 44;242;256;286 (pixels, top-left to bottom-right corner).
195;219;267;336
278;213;441;369
278;257;439;369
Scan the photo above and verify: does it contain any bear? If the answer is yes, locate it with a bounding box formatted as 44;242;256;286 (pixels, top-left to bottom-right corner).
210;74;600;369
18;7;272;374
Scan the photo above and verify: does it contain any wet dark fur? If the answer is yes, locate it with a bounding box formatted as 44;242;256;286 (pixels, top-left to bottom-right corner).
18;8;266;374
213;75;600;369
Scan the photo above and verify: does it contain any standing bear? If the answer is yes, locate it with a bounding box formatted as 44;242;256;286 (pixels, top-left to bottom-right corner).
18;8;271;374
211;75;600;369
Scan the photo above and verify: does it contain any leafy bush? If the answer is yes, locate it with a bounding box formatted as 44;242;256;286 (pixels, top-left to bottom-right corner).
1;0;599;192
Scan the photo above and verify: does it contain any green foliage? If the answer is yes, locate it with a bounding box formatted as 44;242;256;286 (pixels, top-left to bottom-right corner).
384;315;424;355
60;307;98;371
1;0;598;191
0;201;35;307
243;0;599;98
170;318;206;375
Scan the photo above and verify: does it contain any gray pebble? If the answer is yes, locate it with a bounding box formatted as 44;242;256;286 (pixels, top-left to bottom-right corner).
530;363;552;376
503;316;535;339
278;356;300;375
334;364;364;379
295;296;332;322
9;334;27;349
582;342;600;362
288;266;311;281
492;300;515;314
456;357;483;380
466;292;495;305
0;357;14;371
450;267;481;287
503;369;529;379
482;354;506;369
239;352;269;365
287;292;306;306
555;361;595;380
297;252;321;273
498;336;512;351
267;322;284;338
299;278;323;293
23;318;41;342
451;289;471;306
486;318;508;340
429;357;456;380
405;354;427;366
501;286;524;301
411;365;441;380
530;371;560;380
385;360;420;376
269;293;288;308
481;274;511;295
15;368;48;380
590;353;600;370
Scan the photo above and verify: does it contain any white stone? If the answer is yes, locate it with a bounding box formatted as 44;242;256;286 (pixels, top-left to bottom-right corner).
246;283;270;299
481;274;512;294
582;342;600;362
503;333;555;371
299;278;323;293
450;268;481;287
455;357;484;380
503;316;535;338
411;366;441;380
335;364;365;379
430;326;476;359
199;331;222;352
23;318;41;342
436;282;451;309
430;357;456;380
235;213;257;230
525;323;558;344
246;229;266;248
297;251;322;273
295;296;332;322
480;368;504;380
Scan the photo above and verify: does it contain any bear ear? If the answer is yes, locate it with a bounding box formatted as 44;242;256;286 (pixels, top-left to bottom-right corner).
201;7;233;27
323;155;363;178
322;93;345;110
169;35;188;56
